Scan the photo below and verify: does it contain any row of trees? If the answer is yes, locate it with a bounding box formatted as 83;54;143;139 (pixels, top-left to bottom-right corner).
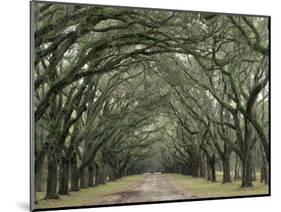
156;18;269;186
34;64;164;199
33;2;269;202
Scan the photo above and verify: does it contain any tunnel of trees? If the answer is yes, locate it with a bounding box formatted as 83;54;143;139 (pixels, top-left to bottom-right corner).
32;2;269;201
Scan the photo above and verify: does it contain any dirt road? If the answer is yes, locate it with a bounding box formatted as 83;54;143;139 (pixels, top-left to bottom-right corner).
99;173;192;204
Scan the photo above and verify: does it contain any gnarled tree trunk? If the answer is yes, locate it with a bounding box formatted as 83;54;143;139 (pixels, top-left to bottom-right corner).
59;157;70;195
241;151;253;187
210;154;216;182
260;154;269;184
70;152;79;191
46;154;59;199
222;156;231;183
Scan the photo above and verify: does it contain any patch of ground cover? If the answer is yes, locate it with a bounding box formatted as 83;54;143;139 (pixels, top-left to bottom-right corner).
35;175;145;209
164;172;269;198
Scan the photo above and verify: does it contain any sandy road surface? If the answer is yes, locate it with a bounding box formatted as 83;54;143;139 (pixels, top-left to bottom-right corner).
99;173;192;204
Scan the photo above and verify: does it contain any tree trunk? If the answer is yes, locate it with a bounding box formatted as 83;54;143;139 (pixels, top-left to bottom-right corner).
264;164;269;185
35;126;46;192
209;154;216;182
241;119;254;187
95;166;100;186
104;164;109;183
211;163;216;182
70;153;79;191
200;160;206;178
109;166;115;181
207;163;212;181
45;154;59;199
199;153;206;178
88;166;94;187
260;166;265;183
222;156;231;183
35;158;45;192
241;152;253;187
252;143;257;181
59;158;70;195
80;166;88;188
260;142;268;185
234;155;241;179
260;158;268;184
252;163;256;181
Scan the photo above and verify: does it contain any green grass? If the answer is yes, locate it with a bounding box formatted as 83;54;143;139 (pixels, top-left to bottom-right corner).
164;172;269;198
35;175;144;209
